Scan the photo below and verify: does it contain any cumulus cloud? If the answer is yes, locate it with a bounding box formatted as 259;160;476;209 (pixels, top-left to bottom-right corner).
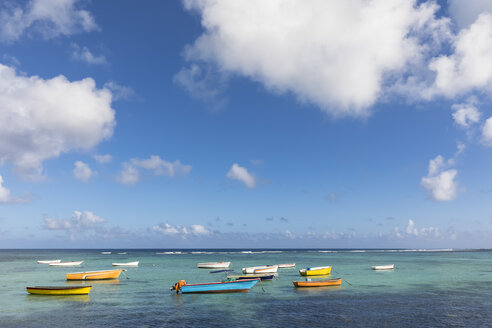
73;161;93;182
0;0;98;42
426;13;492;98
482;117;492;146
394;219;440;238
181;0;451;116
0;175;12;203
0;64;115;180
448;0;492;29
93;154;112;164
226;163;256;188
421;155;458;201
71;43;106;65
452;102;481;128
117;155;192;185
152;223;211;238
43;210;105;231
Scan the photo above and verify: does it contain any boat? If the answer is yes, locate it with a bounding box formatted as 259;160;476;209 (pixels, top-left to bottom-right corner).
26;286;92;295
227;274;275;281
171;278;259;294
242;265;278;274
197;261;231;269
101;252;111;254
112;261;139;267
371;264;395;270
293;278;342;287
209;269;234;274
49;261;84;267
37;260;61;264
299;266;332;276
269;263;295;268
66;269;122;280
117;252;127;255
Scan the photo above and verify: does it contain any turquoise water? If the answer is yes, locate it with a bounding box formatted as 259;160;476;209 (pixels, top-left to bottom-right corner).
1;249;492;327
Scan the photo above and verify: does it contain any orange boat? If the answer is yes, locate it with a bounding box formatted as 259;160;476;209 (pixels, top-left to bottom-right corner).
66;269;122;280
292;278;342;287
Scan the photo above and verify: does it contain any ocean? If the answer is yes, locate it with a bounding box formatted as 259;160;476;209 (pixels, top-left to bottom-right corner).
1;249;491;327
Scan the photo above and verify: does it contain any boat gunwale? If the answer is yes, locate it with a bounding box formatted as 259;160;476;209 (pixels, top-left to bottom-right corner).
67;269;122;275
182;278;259;287
26;286;93;290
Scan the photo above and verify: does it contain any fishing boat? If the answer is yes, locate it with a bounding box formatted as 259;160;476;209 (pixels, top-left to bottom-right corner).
101;252;111;254
227;274;275;281
49;261;84;267
293;278;342;287
299;266;332;276
209;269;234;274
269;263;295;268
197;261;231;269
112;261;139;267
37;259;61;264
117;252;127;255
242;265;278;274
171;278;259;294
66;269;122;280
371;264;394;270
26;286;92;295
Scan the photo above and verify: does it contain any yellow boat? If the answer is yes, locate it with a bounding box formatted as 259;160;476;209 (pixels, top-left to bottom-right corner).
66;269;122;280
299;266;332;276
26;286;92;295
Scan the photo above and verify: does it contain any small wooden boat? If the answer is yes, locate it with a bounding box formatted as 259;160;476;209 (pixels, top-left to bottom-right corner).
299;266;332;276
26;286;92;295
49;261;84;267
37;259;61;264
227;274;275;281
197;261;231;269
112;261;139;267
171;278;259;294
101;252;111;254
242;265;278;274
269;263;295;268
293;278;342;287
117;252;127;255
66;269;122;280
210;269;234;274
371;264;394;270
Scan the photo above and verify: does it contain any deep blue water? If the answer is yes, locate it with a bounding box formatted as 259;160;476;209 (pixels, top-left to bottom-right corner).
1;249;491;327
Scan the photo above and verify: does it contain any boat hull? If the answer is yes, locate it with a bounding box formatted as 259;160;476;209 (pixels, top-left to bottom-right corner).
66;269;122;280
197;262;231;269
228;274;275;281
112;261;139;267
299;266;332;276
49;261;84;267
274;263;296;268
37;260;61;264
242;265;278;274
176;279;259;294
293;278;342;287
26;286;92;295
372;264;394;270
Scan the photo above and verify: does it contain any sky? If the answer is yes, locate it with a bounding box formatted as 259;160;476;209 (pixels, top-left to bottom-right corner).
1;0;492;249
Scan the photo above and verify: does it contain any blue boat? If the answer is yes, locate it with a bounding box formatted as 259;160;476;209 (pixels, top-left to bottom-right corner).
172;278;259;294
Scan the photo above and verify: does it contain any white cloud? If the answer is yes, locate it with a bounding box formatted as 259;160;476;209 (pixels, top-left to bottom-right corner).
43;210;105;231
0;175;11;203
448;0;492;29
395;219;440;238
421;155;458;202
405;219;418;236
482;116;492;145
0;0;98;42
117;155;192;185
93;154;112;164
71;43;106;65
0;64;115;180
73;161;93;182
226;163;256;188
152;223;210;237
103;82;135;101
181;0;451;116
426;13;492;98
451;102;481;128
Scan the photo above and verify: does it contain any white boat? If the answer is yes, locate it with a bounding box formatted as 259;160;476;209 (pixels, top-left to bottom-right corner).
117;252;127;255
242;265;278;274
101;252;111;254
197;261;231;269
371;264;395;270
112;261;139;267
49;261;84;267
269;263;295;268
37;259;61;264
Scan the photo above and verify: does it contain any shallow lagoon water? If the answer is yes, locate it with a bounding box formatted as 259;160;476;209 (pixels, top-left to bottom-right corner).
1;249;491;327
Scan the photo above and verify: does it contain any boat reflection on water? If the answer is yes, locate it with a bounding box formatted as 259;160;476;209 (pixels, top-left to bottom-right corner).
26;294;90;303
293;285;342;294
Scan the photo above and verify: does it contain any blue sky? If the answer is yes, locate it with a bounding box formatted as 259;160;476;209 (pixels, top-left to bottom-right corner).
1;0;492;248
